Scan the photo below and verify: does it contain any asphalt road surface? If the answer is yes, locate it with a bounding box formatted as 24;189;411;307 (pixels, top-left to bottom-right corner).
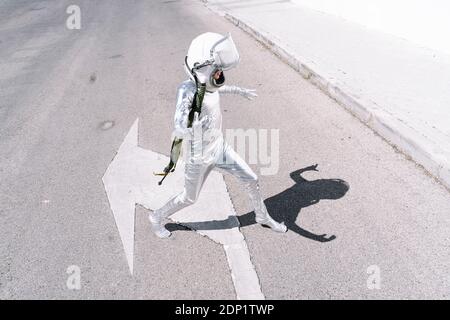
1;0;450;299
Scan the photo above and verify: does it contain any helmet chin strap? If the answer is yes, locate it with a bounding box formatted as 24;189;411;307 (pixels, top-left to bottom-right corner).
185;56;202;86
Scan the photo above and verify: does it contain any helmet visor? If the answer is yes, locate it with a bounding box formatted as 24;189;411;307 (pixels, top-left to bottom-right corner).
211;34;240;70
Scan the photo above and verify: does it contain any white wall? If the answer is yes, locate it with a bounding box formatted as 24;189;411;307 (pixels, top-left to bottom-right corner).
292;0;450;55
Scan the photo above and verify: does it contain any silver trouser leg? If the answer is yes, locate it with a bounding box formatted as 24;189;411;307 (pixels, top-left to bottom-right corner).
150;160;214;238
215;143;287;232
154;160;214;219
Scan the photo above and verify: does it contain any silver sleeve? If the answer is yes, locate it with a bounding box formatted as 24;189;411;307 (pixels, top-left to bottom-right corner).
173;81;196;139
218;85;244;95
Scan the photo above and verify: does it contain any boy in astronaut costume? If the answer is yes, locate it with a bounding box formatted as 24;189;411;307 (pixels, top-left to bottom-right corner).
149;32;287;238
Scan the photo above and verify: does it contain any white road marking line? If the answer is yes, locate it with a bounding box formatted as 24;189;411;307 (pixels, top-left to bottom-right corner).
102;119;264;299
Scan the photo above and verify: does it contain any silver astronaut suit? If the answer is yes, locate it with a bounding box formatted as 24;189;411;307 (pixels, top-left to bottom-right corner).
149;32;287;238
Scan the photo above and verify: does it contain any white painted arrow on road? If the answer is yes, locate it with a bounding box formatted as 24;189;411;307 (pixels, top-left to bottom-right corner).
102;119;264;299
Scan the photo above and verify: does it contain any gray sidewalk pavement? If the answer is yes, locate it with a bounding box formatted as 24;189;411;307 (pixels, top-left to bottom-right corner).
206;0;450;190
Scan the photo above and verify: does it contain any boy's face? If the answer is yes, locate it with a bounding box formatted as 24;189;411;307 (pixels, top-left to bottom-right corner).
213;69;223;80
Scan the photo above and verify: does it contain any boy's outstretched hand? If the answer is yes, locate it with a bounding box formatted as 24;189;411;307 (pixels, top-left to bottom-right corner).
241;88;258;100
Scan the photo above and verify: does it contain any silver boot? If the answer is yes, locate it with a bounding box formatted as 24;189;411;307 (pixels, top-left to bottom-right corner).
149;193;188;239
148;209;172;238
248;180;287;233
255;214;287;233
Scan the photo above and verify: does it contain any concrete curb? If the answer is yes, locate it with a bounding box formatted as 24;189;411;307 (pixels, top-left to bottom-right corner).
207;4;450;190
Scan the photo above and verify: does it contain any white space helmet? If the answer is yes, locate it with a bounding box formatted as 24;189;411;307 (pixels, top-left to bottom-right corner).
185;32;240;91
